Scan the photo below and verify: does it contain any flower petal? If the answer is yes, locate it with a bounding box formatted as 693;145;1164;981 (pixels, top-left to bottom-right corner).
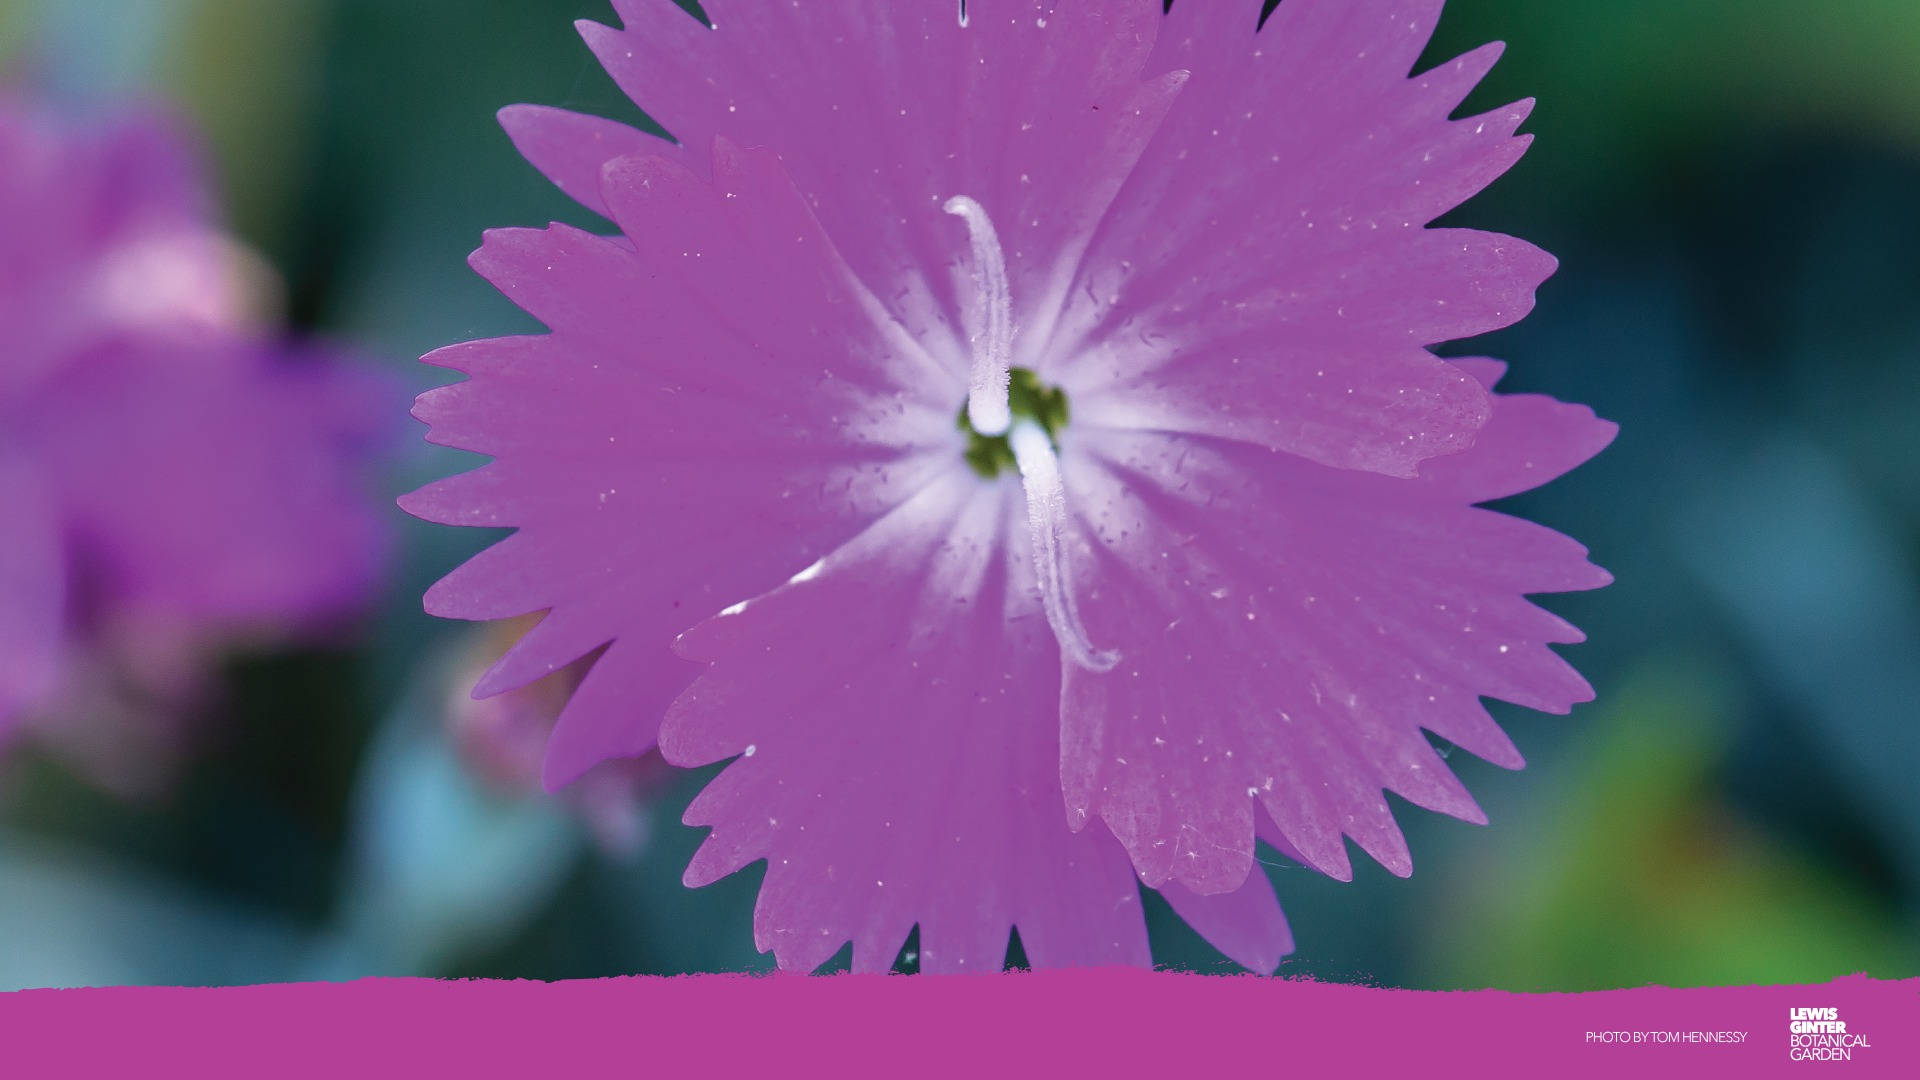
1415;357;1620;502
403;141;959;783
663;472;1152;973
581;0;1187;369
28;338;391;628
0;458;63;734
1057;380;1610;891
1;102;214;391
1157;871;1293;974
496;105;655;220
1067;339;1491;479
1048;0;1548;476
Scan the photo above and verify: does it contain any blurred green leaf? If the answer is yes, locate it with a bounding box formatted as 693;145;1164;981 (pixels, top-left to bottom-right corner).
1426;662;1915;989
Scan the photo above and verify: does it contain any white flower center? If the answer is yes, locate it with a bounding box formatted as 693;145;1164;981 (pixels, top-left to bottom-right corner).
946;195;1118;673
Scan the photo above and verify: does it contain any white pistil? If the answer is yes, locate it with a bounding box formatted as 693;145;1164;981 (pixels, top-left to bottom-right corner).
1009;421;1119;672
942;195;1013;437
947;193;1114;671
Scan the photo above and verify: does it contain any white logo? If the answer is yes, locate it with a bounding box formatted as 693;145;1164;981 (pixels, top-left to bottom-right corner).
1789;1007;1873;1062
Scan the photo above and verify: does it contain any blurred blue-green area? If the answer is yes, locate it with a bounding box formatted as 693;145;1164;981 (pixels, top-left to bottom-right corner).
1;0;1916;988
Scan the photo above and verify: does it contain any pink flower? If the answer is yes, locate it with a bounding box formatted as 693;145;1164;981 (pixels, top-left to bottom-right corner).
405;0;1613;972
0;99;392;784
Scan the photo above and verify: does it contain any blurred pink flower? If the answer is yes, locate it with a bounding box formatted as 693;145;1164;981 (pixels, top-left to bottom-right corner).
0;99;392;794
406;0;1611;971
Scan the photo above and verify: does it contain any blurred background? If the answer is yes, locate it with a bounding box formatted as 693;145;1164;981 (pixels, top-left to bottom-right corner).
0;0;1915;988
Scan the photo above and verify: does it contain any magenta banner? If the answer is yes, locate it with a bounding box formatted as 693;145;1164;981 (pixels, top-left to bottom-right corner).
8;972;1914;1077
